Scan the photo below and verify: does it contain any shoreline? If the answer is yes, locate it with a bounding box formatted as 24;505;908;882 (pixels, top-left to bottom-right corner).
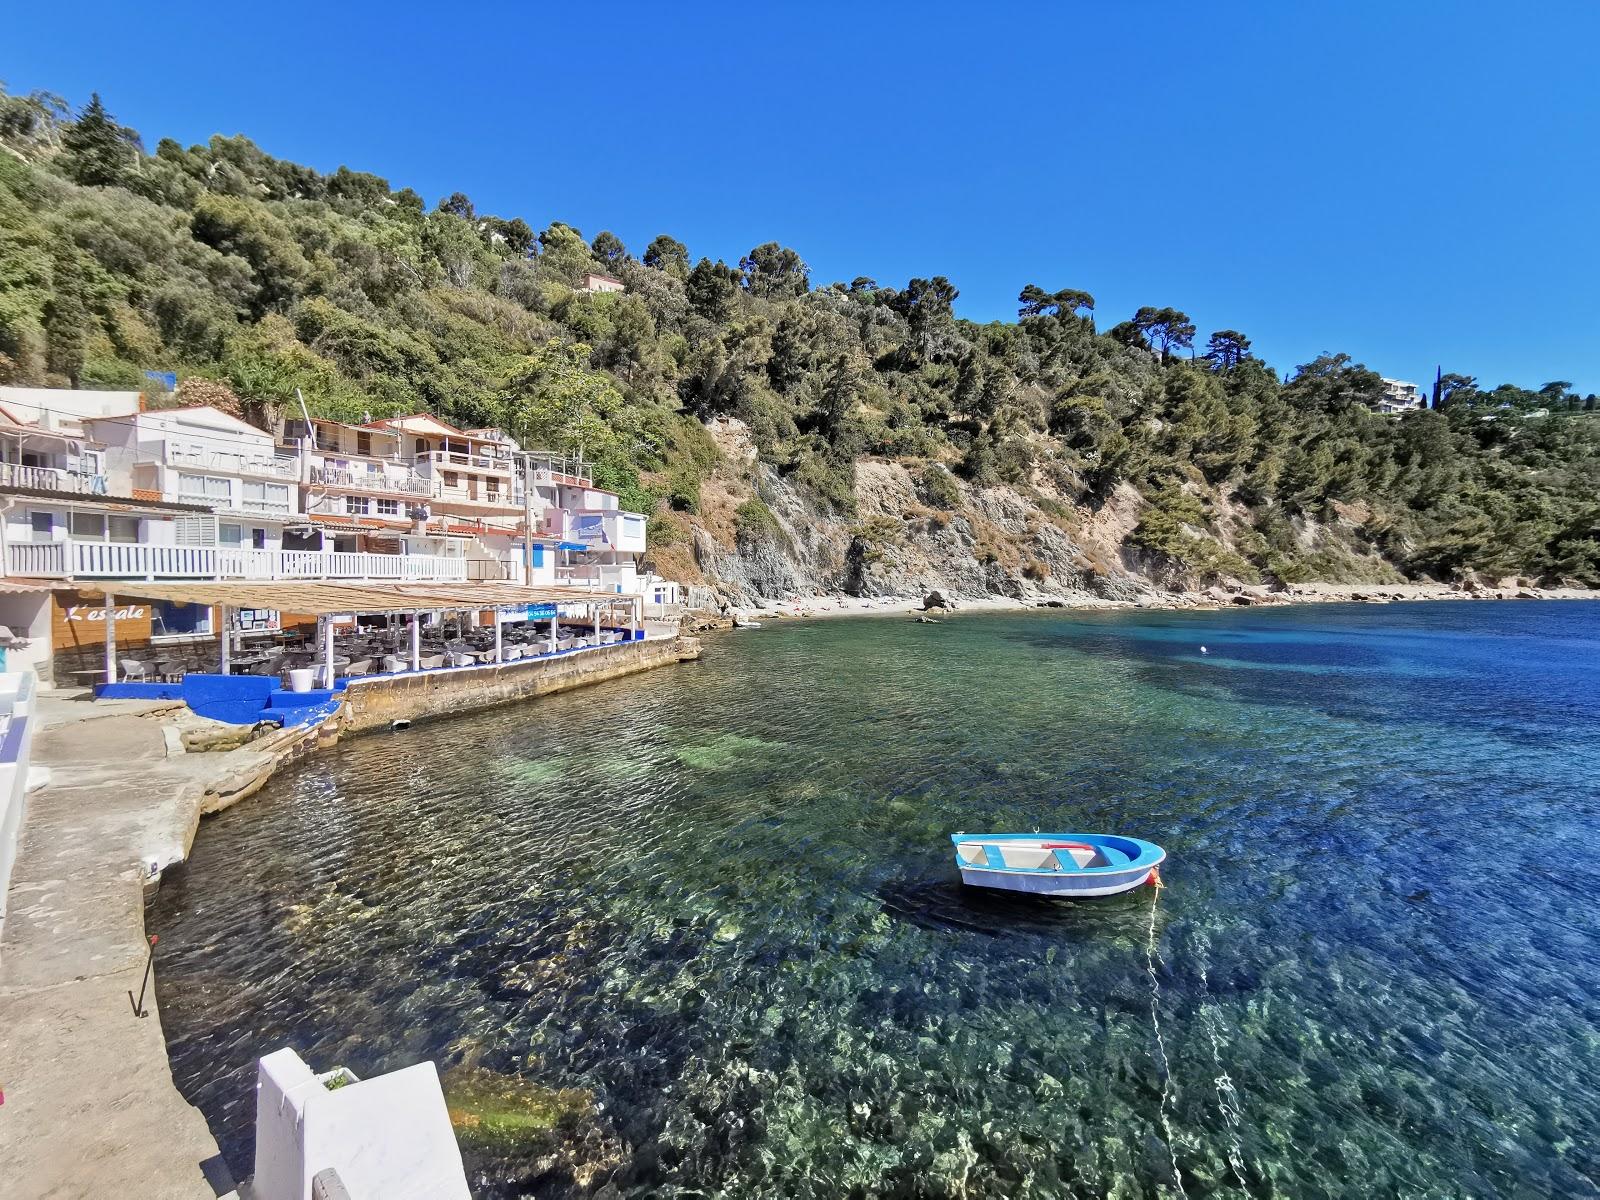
712;581;1600;626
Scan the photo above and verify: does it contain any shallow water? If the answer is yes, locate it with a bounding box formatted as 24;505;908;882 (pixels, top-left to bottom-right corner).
151;602;1600;1197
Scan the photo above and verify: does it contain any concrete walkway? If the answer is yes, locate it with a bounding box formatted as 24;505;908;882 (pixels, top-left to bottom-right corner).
0;694;237;1199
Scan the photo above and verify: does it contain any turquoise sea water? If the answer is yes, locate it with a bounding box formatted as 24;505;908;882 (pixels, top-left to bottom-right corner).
151;602;1600;1197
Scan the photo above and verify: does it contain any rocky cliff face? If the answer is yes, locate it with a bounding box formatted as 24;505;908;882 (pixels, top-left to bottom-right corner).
649;419;1403;612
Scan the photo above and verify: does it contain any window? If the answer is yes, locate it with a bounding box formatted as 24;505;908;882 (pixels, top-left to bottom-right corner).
346;496;370;516
29;511;54;537
356;432;372;456
109;516;140;543
219;523;243;548
177;473;230;504
71;512;107;539
242;480;290;513
376;498;399;516
442;471;459;489
251;527;268;550
151;600;212;638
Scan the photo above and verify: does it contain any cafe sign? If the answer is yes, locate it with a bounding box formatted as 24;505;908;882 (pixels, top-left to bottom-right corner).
64;604;147;622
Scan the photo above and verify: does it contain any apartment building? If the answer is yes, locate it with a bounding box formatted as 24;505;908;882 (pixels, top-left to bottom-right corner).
0;389;671;681
1377;378;1425;414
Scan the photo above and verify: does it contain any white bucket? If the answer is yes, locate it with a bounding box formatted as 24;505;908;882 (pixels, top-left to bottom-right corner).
288;668;315;694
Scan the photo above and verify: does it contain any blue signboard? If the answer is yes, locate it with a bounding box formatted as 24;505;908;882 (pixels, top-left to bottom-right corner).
144;370;177;393
525;603;557;620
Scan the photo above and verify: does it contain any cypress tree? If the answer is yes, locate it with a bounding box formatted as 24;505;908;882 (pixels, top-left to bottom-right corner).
43;249;88;386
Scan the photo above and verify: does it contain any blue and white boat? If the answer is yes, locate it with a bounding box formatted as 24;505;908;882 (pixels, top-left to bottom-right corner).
950;832;1165;898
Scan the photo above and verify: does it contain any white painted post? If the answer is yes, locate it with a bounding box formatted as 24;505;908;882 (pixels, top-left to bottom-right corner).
410;612;421;672
548;610;558;655
103;591;116;684
630;597;639;641
493;611;503;664
593;602;601;643
220;606;231;674
324;616;336;688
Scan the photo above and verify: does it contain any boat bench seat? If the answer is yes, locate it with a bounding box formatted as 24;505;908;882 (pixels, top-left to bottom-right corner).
997;845;1059;870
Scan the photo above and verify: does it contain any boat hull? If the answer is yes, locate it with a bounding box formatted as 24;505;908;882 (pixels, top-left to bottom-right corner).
955;863;1156;898
950;832;1165;898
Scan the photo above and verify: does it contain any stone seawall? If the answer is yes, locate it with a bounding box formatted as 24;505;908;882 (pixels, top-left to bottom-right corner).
339;635;697;735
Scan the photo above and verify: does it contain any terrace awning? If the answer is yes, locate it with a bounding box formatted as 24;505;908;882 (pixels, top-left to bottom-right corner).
86;579;639;616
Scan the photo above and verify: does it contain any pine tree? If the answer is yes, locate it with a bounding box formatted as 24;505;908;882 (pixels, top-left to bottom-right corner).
59;92;139;187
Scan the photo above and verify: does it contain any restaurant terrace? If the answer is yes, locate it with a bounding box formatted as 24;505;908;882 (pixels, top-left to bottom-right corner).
87;580;647;691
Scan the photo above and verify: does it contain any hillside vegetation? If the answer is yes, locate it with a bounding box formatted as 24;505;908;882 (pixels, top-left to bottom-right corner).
2;86;1597;599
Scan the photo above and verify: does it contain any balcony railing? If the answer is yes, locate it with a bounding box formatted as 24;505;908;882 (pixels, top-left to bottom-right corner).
311;465;432;496
415;449;514;474
430;482;519;509
0;462;109;495
5;540;475;583
166;446;300;479
525;452;593;487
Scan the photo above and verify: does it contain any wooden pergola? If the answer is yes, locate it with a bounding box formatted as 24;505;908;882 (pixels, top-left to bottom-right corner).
93;580;644;683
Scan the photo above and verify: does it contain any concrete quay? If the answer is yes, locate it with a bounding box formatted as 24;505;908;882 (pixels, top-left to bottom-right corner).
0;633;698;1197
0;694;241;1199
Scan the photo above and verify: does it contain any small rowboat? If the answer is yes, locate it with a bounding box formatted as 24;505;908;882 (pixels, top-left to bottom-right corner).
951;832;1165;898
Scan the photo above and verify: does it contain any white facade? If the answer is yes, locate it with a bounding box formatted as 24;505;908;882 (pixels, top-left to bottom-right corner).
578;272;626;294
1377;378;1424;414
253;1047;469;1200
85;405;299;530
0;669;38;946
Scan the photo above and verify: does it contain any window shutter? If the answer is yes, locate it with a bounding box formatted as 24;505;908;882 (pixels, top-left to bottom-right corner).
173;515;218;546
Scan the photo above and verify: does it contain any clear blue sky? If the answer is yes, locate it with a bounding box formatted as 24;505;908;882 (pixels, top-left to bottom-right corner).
7;1;1597;392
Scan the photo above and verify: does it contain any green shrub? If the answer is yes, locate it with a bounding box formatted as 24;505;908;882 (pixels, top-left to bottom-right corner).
918;463;962;509
734;498;783;549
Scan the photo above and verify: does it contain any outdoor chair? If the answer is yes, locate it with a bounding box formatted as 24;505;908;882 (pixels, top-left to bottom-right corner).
381;655;407;674
342;659;373;679
119;658;151;682
420;653;446;669
447;650;475;668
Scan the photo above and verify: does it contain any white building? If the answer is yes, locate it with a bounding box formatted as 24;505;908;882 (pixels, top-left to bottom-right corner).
84;405;299;554
577;272;626;294
522;454;648;592
1377;378;1425;414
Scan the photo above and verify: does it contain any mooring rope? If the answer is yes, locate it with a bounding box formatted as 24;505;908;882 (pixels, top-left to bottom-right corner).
1194;931;1249;1189
1144;869;1189;1199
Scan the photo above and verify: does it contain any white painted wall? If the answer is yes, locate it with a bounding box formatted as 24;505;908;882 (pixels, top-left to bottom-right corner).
253;1048;469;1200
0;670;39;946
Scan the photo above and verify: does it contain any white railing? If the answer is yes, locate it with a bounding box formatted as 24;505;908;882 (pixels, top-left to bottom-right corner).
166;446;299;479
0;462;108;494
73;542;218;578
432;483;516;508
6;542;67;576
311;466;432;496
13;541;472;582
213;549;471;582
415;449;514;474
525;452;593;486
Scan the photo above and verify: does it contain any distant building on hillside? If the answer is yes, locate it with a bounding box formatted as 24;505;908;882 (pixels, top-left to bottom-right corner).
577;272;625;294
1376;378;1424;414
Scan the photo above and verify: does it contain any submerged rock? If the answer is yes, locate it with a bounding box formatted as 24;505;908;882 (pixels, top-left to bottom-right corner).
442;1065;626;1190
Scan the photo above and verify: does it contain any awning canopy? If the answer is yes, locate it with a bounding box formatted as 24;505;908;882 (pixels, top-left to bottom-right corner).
87;579;639;616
